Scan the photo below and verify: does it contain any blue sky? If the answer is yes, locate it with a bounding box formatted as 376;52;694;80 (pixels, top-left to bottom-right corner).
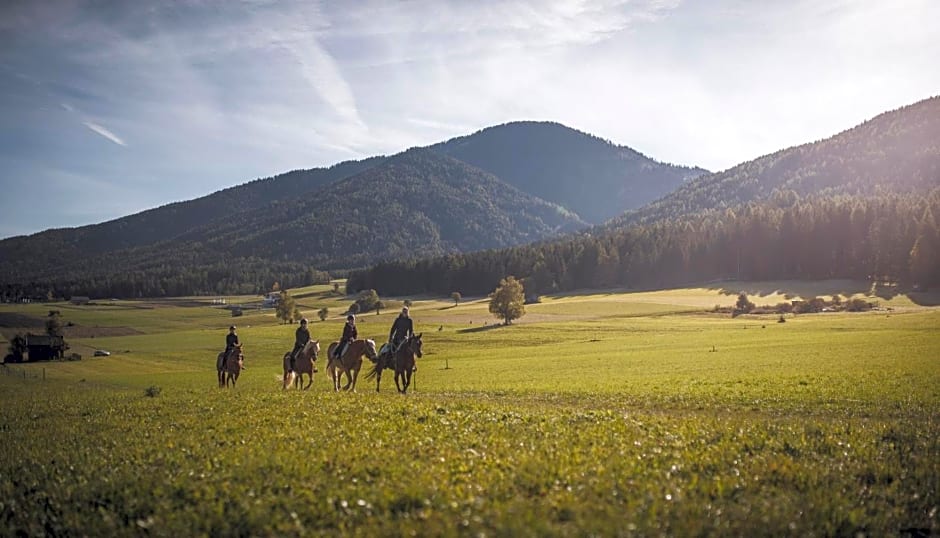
1;0;938;239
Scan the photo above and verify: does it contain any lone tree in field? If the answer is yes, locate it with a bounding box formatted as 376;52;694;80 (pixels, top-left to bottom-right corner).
276;290;297;323
734;292;755;315
451;292;462;306
317;307;329;321
45;310;63;337
489;276;526;325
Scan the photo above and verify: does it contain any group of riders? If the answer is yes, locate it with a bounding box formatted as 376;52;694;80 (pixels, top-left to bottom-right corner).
220;306;416;372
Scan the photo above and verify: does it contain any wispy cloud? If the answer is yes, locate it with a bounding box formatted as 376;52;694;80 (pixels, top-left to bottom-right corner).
1;0;938;239
81;121;126;146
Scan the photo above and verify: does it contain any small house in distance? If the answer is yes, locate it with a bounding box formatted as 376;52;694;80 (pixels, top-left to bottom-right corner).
70;296;91;305
262;292;280;308
25;334;67;361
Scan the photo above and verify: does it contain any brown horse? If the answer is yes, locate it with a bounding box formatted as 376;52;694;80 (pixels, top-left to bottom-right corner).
216;344;244;388
326;339;377;392
282;340;320;390
393;333;422;394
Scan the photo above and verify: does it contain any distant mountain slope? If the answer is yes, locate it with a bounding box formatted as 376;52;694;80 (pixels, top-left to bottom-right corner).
175;148;587;268
617;96;940;227
430;121;707;224
0;156;384;271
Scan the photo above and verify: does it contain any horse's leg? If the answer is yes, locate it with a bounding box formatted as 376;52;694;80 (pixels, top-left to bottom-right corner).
303;370;313;390
352;364;362;392
395;370;403;393
375;368;382;393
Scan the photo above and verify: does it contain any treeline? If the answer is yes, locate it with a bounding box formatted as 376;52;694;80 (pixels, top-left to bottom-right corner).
347;191;940;296
1;257;330;301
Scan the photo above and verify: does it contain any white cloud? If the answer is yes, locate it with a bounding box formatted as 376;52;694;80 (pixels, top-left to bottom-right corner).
81;121;126;146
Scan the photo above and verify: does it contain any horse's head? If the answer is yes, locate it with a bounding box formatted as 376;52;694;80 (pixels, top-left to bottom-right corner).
412;333;423;358
307;339;320;360
364;339;378;360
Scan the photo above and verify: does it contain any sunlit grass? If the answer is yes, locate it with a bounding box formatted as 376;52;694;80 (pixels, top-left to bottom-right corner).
1;283;938;535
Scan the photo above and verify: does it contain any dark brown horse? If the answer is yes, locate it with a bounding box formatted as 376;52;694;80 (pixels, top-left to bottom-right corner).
326;339;377;392
216;344;244;388
393;333;422;394
368;334;423;393
282;340;319;390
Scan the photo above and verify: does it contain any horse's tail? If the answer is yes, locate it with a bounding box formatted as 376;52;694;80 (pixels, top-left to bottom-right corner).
283;371;296;390
365;364;378;380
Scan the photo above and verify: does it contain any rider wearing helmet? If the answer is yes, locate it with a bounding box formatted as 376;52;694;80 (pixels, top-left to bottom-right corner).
289;318;310;372
334;314;357;360
223;325;241;366
388;306;414;353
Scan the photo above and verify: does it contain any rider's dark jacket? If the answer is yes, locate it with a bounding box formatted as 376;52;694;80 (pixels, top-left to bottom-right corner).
225;332;239;351
341;322;357;343
294;325;310;350
389;315;413;344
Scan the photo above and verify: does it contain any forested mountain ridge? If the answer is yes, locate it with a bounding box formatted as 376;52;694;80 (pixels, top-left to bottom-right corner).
0;157;385;270
615;96;940;227
430;121;708;224
1;149;585;299
172;148;586;268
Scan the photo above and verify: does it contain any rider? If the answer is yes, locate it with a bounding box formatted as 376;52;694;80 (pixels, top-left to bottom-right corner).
386;306;414;366
334;314;357;361
289;318;310;373
223;325;240;366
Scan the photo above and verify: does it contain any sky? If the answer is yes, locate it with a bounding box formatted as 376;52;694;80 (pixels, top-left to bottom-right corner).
1;0;938;239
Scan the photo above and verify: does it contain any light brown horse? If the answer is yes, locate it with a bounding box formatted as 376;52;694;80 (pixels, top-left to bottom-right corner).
393;333;422;394
216;344;244;388
282;340;320;390
326;339;377;392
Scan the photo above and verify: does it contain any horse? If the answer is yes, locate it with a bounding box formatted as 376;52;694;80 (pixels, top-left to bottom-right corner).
216;344;244;388
282;340;320;390
393;333;422;394
326;339;377;392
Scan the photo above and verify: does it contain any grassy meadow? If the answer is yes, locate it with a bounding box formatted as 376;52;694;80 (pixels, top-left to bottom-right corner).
1;281;938;536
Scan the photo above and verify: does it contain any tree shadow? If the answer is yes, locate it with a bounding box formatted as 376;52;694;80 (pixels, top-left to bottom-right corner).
457;324;505;334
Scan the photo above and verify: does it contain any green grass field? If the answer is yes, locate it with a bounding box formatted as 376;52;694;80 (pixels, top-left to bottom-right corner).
1;281;938;536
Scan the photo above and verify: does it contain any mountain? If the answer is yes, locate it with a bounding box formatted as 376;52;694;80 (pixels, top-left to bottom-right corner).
616;96;940;227
171;148;586;268
430;121;708;224
0;156;384;272
0;148;585;298
349;97;940;297
1;121;707;298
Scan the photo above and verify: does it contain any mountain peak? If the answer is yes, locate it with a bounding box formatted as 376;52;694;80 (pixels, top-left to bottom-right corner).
429;121;707;223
